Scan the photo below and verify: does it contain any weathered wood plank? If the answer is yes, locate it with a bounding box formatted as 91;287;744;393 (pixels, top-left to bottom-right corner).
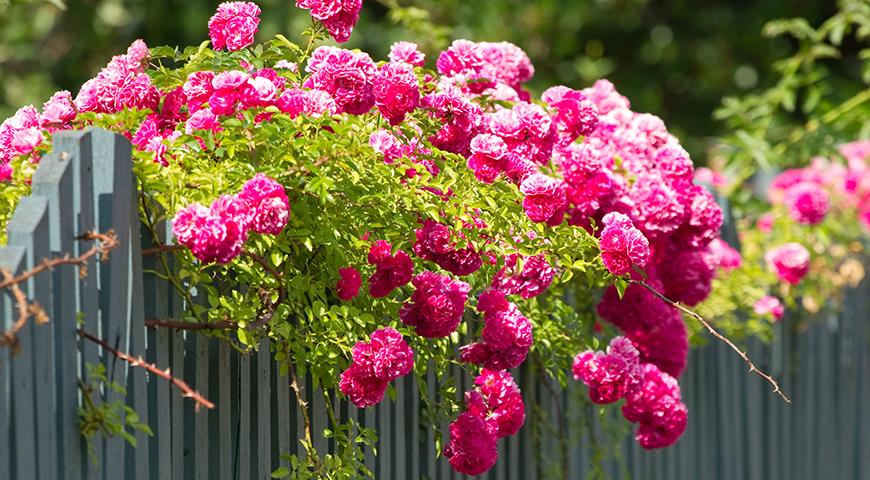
0;247;29;479
275;353;292;475
238;353;252;480
7;196;55;480
194;333;209;480
142;218;173;480
52;130;101;479
257;339;272;478
86;129;133;479
32;150;83;480
171;331;186;480
218;341;233;480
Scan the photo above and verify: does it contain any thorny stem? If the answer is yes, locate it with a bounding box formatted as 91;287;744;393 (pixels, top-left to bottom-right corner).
0;231;118;352
628;279;792;403
77;328;215;411
288;362;318;467
299;21;325;66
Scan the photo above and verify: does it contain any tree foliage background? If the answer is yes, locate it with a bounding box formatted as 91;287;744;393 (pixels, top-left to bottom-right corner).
0;0;855;159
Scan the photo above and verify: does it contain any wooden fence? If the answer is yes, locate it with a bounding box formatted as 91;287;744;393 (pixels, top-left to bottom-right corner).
1;129;868;479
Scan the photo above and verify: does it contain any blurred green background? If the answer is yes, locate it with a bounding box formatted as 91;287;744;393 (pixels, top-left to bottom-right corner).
0;0;844;157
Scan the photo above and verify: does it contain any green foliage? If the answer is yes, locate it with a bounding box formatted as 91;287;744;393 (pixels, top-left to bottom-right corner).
714;0;870;181
78;363;153;461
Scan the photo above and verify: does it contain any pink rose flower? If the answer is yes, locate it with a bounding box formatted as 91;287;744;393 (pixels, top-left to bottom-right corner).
295;0;363;43
237;174;290;235
765;243;810;285
336;266;362;301
208;2;261;51
754;295;784;321
339;327;414;407
573;336;642;404
389;41;425;67
599;212;650;276
399;271;470;338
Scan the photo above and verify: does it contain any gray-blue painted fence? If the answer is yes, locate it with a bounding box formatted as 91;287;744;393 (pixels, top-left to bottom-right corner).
1;129;868;479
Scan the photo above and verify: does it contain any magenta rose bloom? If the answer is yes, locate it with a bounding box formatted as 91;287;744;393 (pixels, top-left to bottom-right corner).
621;363;688;449
784;181;829;225
399;271;470;338
573;336;642;404
412;220;482;276
460;289;533;370
237;174;290;235
172;195;250;264
598;212;650;276
389;41;425;67
754;295;784;321
490;254;555;299
443;412;498;476
208;2;261;51
706;238;742;271
520;173;567;225
367;240;414;297
542;85;600;146
373;61;420;125
304;46;376;115
336;266;362;301
295;0;363;43
765;243;810;285
339;327;414;408
597;282;688;378
465;369;525;438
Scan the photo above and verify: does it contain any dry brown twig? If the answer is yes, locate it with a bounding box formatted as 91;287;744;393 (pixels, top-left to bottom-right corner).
0;230;118;352
628;279;792;404
77;328;215;411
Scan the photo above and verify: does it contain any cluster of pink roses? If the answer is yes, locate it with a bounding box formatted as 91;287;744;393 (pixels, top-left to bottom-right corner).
573;336;687;448
366;240;413;298
172;174;290;263
743;141;870;319
460;289;533;370
444;369;525;475
339;327;414;407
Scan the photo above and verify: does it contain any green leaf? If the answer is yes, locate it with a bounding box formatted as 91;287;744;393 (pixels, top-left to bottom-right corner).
271;466;291;478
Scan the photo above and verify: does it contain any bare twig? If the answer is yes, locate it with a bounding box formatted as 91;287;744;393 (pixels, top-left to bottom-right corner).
77;328;215;411
628;279;791;404
0;230;118;289
0;231;118;352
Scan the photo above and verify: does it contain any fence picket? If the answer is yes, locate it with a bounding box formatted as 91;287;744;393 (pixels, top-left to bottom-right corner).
238;352;252;480
257;339;272;479
32;150;83;480
7;197;53;480
0;247;31;480
218;342;233;480
194;333;209;480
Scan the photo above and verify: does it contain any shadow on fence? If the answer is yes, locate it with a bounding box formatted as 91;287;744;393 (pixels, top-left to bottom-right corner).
1;129;868;479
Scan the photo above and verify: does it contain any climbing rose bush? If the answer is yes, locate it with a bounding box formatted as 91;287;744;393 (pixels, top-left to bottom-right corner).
0;1;745;476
